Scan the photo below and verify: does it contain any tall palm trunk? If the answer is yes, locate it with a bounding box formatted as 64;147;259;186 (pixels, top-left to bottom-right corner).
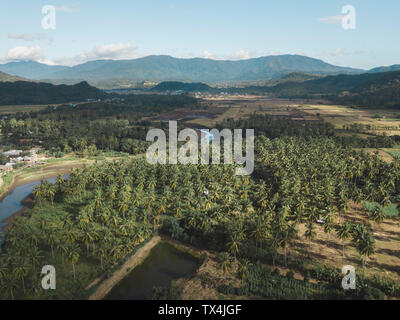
342;243;345;258
22;278;25;293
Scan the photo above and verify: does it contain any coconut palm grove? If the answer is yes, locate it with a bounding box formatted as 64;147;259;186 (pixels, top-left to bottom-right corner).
1;0;400;305
1;106;400;300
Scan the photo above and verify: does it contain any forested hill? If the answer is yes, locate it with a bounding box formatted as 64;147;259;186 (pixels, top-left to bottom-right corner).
368;65;400;73
0;81;106;105
267;70;400;95
235;70;400;109
151;81;213;92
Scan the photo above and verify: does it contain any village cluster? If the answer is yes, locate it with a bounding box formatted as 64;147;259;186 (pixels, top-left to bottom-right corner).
0;148;42;174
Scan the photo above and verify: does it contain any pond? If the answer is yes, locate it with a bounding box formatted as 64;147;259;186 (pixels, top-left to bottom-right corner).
105;242;200;300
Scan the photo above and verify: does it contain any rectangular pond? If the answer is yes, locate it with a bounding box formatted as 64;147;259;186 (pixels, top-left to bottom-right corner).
105;242;201;300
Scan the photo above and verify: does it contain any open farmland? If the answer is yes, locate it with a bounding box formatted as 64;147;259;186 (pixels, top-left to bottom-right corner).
186;96;400;137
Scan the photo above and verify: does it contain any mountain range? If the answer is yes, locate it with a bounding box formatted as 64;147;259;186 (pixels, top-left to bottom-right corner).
0;55;363;84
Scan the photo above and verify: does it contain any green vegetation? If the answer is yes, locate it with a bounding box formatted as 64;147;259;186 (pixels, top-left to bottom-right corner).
232;70;400;109
364;201;399;218
0;94;199;155
0;81;105;105
1;91;400;300
151;81;212;92
0;154;10;165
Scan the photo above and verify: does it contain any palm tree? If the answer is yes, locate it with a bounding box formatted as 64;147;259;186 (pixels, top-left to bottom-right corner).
250;217;267;255
369;206;386;230
26;246;43;270
336;222;352;258
46;231;58;258
1;275;19;300
238;259;252;280
217;252;232;275
305;222;316;257
227;230;243;261
351;224;376;272
94;247;106;269
0;262;8;285
66;244;81;280
13;257;30;294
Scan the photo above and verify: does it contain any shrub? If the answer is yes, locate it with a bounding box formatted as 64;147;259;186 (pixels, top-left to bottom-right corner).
217;283;235;295
360;287;386;300
286;271;295;280
236;285;250;296
303;271;311;284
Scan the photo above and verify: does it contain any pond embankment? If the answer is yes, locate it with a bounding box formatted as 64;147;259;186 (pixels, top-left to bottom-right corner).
88;235;162;300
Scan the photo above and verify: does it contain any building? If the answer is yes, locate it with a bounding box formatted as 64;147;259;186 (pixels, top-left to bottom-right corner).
2;150;22;158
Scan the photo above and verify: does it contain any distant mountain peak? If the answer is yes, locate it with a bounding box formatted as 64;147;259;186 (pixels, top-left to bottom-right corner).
0;54;364;84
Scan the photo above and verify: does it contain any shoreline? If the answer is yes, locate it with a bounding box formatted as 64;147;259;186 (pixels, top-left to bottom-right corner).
0;160;89;229
1;194;34;231
0;163;77;202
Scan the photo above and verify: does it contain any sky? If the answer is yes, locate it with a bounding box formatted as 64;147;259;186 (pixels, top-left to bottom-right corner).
0;0;399;69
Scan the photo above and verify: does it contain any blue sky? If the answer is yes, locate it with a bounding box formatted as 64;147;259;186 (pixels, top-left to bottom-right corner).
0;0;399;69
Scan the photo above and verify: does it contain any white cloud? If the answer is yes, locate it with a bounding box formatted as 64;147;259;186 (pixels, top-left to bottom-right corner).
202;50;218;60
318;15;344;25
0;46;44;63
53;43;139;66
201;50;255;61
230;50;253;60
8;33;46;42
0;43;138;66
332;48;343;56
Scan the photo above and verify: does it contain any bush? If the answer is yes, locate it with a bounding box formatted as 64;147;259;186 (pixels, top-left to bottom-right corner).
272;268;280;277
286;271;295;280
360;287;386;300
303;271;310;284
236;285;250;296
0;155;9;165
364;201;399;218
217;283;235;295
150;285;183;300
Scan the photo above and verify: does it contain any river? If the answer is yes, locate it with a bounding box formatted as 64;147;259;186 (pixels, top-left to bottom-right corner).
0;175;68;241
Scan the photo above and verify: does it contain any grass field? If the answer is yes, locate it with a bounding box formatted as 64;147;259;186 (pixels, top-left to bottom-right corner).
0;104;54;114
186;96;400;137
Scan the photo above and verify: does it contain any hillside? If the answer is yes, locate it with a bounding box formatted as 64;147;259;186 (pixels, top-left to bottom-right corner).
0;81;106;105
368;65;400;73
0;71;30;82
0;61;69;80
244;70;400;108
0;55;362;84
